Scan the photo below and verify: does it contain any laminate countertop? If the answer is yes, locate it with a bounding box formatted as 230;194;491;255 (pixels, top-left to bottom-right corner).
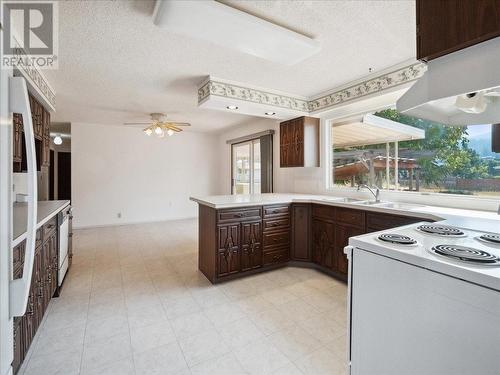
13;200;70;247
190;193;500;234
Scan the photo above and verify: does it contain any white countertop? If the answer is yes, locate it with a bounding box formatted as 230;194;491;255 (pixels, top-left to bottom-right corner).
13;200;71;247
190;193;500;233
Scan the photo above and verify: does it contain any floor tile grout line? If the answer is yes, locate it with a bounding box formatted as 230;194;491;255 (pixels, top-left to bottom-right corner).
78;243;98;375
119;238;139;375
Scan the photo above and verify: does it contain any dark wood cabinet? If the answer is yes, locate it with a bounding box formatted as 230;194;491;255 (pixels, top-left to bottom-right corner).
365;212;427;233
12;218;60;374
493;124;500;153
13;94;51;171
241;221;263;272
310;205;365;280
311;218;335;270
13;114;23;164
280;116;319;168
417;0;500;61
217;223;241;277
291;204;311;261
334;224;364;276
262;205;290;267
198;201;432;284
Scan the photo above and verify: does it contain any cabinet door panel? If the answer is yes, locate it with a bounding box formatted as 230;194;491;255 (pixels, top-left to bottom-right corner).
280;143;289;168
217;224;240;277
311;219;334;269
241;221;263;272
335;225;364;275
291;204;311;261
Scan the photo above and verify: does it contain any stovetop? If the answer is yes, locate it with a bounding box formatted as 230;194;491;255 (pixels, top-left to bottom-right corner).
429;244;500;266
349;222;500;290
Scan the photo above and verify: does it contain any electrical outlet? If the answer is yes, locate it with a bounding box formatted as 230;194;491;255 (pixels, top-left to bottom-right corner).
117;212;122;218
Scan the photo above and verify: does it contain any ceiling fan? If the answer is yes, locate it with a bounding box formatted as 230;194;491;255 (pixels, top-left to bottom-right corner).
123;113;191;137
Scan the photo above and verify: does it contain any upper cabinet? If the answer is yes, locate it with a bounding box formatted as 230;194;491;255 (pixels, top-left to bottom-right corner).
280;116;319;168
417;0;500;61
13;94;51;172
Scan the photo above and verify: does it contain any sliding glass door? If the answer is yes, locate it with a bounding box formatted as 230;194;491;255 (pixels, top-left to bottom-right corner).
232;139;261;195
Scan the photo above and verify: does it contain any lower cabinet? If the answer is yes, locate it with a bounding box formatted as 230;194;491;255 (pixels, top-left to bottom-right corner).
334;224;364;276
198;203;432;284
312;218;335;270
311;205;366;280
241;221;263;272
217;223;241;277
216;220;264;277
12;225;58;374
291;204;311;261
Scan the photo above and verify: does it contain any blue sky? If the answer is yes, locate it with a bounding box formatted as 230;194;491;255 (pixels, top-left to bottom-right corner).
466;124;491;138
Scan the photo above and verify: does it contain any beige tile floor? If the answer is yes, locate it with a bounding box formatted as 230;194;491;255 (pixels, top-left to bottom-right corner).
19;218;348;375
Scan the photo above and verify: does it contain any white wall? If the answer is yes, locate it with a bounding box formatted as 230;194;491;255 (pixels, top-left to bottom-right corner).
72;123;218;228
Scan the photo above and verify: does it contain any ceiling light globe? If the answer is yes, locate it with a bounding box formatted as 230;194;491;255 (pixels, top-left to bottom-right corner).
167;129;174;136
154;125;163;135
53;135;63;145
144;128;153;136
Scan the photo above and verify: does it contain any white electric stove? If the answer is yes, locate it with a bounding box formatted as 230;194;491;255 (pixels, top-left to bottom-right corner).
345;222;500;375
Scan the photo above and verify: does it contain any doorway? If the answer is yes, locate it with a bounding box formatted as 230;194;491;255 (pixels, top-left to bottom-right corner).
57;152;71;200
232;139;261;194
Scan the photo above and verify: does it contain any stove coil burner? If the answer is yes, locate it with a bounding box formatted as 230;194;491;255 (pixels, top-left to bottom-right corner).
378;233;418;246
417;224;465;237
477;233;500;246
430;244;500;265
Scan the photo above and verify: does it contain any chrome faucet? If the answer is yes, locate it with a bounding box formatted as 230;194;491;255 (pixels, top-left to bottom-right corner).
358;184;380;203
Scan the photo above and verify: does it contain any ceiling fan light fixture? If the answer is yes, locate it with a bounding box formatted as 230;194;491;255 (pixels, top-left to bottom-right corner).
167;129;175;136
144;128;153;136
154;125;163;135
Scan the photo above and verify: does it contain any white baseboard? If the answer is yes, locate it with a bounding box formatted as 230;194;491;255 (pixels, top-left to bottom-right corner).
73;216;198;230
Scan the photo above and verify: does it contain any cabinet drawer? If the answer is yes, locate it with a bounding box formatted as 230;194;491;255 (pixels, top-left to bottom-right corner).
42;217;57;238
366;212;425;231
263;248;289;266
263;217;290;231
312;204;335;220
334;208;365;227
217;207;262;223
263;230;290;250
263;205;290;218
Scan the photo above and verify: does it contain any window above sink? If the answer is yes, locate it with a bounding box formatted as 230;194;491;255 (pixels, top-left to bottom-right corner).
328;109;500;201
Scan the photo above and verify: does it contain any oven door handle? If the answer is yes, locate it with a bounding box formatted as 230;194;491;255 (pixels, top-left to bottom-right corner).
9;77;38;317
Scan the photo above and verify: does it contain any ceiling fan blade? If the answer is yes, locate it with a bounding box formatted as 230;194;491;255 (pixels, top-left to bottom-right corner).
166;125;183;132
164;121;191;127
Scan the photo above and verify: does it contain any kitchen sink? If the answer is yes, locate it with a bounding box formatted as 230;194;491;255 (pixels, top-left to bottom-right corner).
326;197;364;203
374;202;424;210
353;200;385;206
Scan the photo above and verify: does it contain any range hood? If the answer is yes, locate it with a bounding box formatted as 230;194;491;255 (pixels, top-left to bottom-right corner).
397;37;500;126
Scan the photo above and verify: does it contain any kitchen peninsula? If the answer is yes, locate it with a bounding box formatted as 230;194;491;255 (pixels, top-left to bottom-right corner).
190;193;500;284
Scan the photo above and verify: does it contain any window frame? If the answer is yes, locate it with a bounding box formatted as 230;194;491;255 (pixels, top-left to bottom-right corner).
325;109;500;204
